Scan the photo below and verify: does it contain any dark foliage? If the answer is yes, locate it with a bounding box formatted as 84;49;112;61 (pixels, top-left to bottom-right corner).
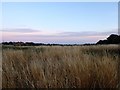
2;42;81;46
96;34;120;44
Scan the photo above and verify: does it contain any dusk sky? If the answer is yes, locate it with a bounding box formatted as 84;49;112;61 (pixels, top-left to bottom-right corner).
2;2;118;44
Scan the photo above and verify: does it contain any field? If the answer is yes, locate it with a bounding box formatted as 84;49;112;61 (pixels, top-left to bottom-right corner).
2;45;120;88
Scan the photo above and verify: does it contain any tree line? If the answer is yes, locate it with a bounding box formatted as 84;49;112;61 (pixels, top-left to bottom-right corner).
2;34;120;46
2;42;81;46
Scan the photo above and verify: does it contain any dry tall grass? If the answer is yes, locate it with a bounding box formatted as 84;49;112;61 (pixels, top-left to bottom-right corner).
2;45;119;88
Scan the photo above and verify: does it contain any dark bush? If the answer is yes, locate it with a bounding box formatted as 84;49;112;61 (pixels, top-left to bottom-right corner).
96;34;120;44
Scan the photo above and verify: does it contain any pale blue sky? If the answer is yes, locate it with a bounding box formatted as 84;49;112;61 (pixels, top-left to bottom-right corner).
2;2;118;44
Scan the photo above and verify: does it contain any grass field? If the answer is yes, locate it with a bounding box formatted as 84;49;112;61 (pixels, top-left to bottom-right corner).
2;45;120;88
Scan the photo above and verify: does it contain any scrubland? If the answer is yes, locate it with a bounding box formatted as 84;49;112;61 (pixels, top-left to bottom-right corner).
2;45;120;88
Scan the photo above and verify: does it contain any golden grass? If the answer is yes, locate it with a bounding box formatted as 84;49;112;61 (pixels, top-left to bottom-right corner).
2;45;119;88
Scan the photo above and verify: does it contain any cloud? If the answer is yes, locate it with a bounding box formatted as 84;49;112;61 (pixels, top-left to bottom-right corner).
2;28;40;33
57;30;118;37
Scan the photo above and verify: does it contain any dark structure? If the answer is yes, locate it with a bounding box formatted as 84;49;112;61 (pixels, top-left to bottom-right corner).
96;34;120;44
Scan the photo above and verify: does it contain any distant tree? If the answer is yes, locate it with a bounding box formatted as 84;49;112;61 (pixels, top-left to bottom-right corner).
96;34;120;44
96;40;108;44
107;34;120;44
2;42;9;45
25;42;35;46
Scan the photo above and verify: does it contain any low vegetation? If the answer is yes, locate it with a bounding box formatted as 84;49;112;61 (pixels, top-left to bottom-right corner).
2;45;119;88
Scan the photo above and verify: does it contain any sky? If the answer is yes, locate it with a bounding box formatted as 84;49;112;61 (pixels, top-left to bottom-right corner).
2;2;118;44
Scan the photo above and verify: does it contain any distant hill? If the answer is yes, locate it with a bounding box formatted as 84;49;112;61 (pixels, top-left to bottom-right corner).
96;34;120;44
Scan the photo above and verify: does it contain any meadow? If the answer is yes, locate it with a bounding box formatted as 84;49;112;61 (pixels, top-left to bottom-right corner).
2;45;120;88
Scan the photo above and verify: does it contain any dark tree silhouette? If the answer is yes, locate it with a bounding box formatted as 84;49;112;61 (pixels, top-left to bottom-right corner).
96;34;120;44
